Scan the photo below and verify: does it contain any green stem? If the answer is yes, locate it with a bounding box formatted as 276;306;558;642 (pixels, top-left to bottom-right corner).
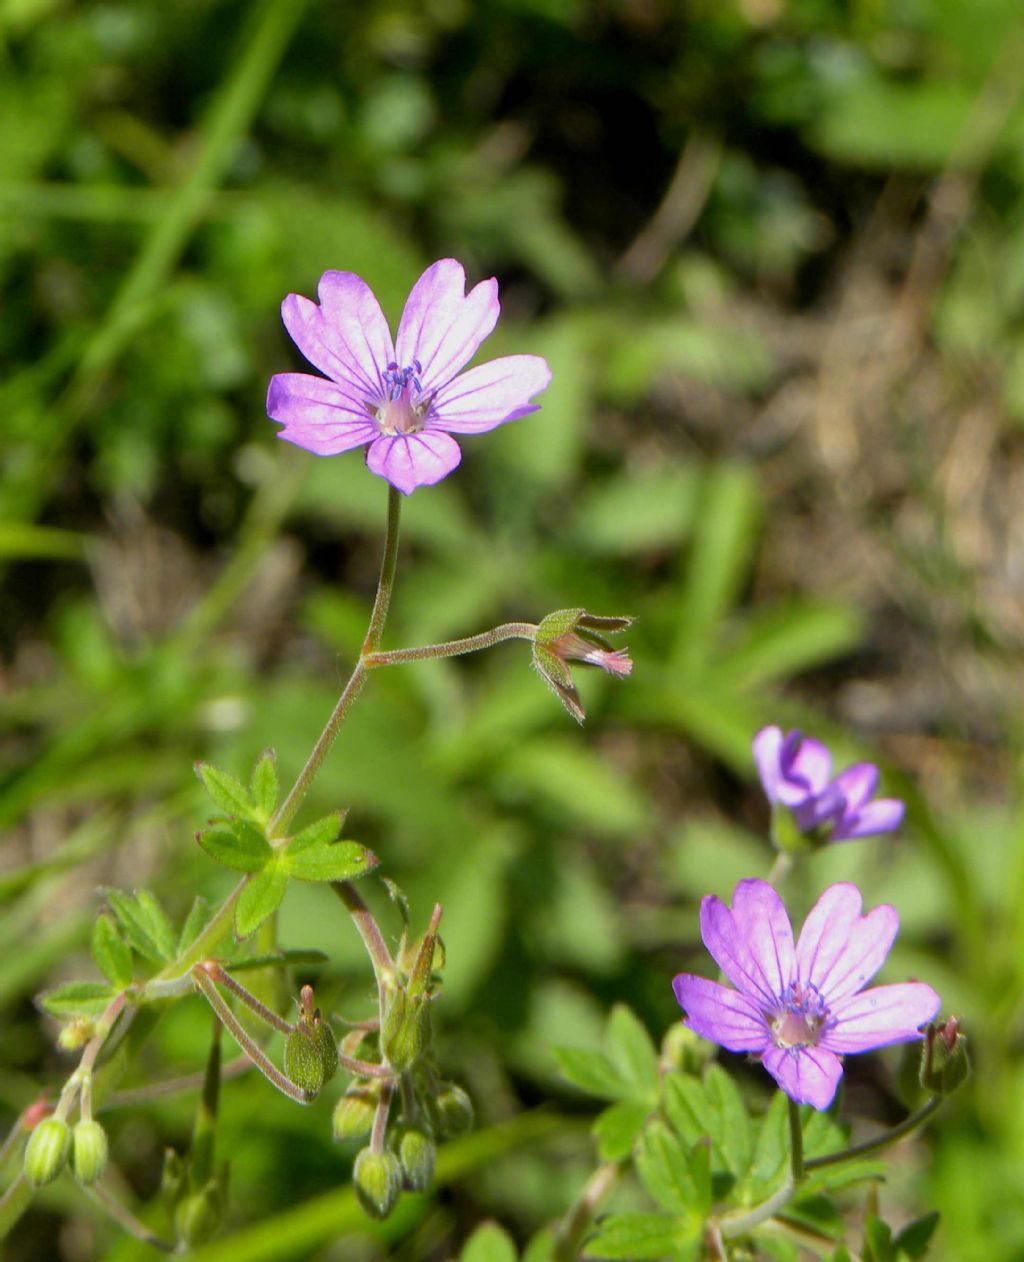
369;1081;393;1155
552;1161;623;1262
154;875;249;982
788;1096;804;1182
364;622;537;668
330;881;394;982
363;484;402;655
83;1182;175;1253
803;1096;942;1172
718;1173;796;1241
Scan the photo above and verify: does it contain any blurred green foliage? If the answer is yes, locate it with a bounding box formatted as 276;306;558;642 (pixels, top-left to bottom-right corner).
3;0;1024;1258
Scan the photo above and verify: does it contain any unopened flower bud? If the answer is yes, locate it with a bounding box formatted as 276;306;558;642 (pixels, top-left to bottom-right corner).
662;1022;713;1075
920;1017;970;1096
71;1119;108;1186
57;1016;96;1052
175;1185;225;1249
353;1147;402;1220
381;989;431;1072
532;609;633;722
284;1027;325;1099
396;1126;436;1192
333;1087;378;1141
23;1117;71;1188
313;1016;338;1088
160;1147;186;1212
432;1083;473;1138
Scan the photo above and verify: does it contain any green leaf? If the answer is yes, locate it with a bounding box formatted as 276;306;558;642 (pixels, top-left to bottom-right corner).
606;1005;659;1101
249;749;279;824
704;1064;752;1177
894;1212;940;1259
744;1090;789;1203
178;895;210;953
863;1215;895;1262
102;888;174;964
197;820;273;873
286;812;342;851
461;1221;519;1262
552;1046;629;1101
90;915;133;988
582;1212;699;1259
635;1120;700;1216
235;863;287;938
522;1226;556;1262
282;837;377;883
38;980;117;1018
594;1100;649;1162
195;761;254;819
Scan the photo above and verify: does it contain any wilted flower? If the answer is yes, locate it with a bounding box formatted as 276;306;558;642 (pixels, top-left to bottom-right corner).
673;879;940;1110
532;609;633;723
753;725;905;843
267;260;552;494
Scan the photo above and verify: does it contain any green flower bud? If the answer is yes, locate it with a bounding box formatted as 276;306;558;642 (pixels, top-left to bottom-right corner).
23;1117;71;1188
381;989;430;1072
284;1027;325;1100
175;1183;225;1248
920;1017;970;1096
353;1147;402;1220
662;1022;713;1075
432;1083;473;1138
71;1119;109;1186
160;1147;186;1213
333;1087;378;1142
396;1126;436;1192
313;1016;338;1088
57;1016;96;1052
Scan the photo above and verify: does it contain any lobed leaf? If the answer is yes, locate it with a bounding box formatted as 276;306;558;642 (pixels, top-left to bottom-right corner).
634;1120;700;1216
605;1005;659;1103
582;1212;700;1260
91;915;133;989
102;888;175;964
235;863;287;938
197;819;273;873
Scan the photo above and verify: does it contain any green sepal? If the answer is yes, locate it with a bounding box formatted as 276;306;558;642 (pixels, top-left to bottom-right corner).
71;1119;109;1186
38;980;118;1019
91;914;133;988
196;819;272;873
234;862;287;938
23;1117;72;1188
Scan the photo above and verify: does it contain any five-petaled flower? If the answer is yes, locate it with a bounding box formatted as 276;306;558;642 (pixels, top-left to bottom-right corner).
753;726;905;842
672;879;940;1110
267;259;552;494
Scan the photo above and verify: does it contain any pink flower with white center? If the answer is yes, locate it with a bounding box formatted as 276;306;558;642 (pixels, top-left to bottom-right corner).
266;260;552;495
672;879;941;1110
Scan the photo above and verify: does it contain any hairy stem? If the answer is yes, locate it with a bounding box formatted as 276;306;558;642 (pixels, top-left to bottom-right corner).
364;622;537;668
363;484;402;655
788;1096;804;1183
718;1174;797;1241
192;967;312;1105
202;962;294;1035
83;1182;175;1253
552;1161;623;1262
369;1081;393;1155
803;1096;942;1172
331;881;394;981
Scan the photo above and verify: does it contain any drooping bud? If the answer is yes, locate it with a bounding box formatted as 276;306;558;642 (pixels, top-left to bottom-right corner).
920;1017;970;1096
284;1026;325;1099
532;609;633;723
353;1147;402;1220
57;1016;96;1052
431;1083;473;1138
381;987;431;1073
396;1126;436;1192
71;1119;109;1185
333;1086;378;1142
312;1015;338;1088
23;1116;72;1188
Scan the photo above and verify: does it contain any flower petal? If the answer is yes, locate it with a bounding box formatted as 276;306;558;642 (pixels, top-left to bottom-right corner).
786;737;832;798
672;975;769;1053
395;259;499;393
832;762;879;813
366;431;462;495
824;983;941;1053
267;373;378;455
831;797;905;841
753;726;785;802
796;884;898;1002
281;271;393;398
431;355;552;433
762;1045;843;1111
700;880;795;1008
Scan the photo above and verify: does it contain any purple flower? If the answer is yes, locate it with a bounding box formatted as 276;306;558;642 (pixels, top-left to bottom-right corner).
673;879;940;1110
267;260;552;495
753;726;905;842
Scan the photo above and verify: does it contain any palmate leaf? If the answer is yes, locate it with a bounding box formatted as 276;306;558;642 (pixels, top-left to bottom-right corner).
91;914;133;988
38;980;118;1018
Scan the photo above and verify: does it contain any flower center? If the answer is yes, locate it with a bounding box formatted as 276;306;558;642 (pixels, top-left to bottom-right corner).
373;361;432;436
770;982;829;1050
